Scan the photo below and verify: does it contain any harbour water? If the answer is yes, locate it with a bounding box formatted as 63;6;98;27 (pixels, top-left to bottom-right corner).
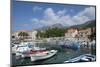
11;42;96;66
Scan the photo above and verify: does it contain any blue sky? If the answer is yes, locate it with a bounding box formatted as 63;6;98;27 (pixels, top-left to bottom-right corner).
12;0;96;32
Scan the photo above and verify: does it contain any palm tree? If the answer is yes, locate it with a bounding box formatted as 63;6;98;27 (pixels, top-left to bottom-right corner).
18;32;29;41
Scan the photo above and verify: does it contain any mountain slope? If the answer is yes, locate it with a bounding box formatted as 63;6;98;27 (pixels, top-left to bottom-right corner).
69;20;96;29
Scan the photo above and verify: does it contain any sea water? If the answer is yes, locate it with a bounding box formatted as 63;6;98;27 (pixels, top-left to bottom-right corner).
11;42;95;66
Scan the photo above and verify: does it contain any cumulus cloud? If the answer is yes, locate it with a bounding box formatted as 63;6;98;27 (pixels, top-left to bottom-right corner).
57;9;67;16
67;7;95;25
31;7;95;28
44;8;58;22
32;8;70;26
31;18;40;23
33;6;42;12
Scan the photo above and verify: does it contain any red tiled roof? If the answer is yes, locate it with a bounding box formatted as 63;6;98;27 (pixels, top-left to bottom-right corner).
16;30;32;32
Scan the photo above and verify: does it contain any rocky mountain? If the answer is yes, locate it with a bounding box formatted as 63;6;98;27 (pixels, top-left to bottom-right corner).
37;23;67;31
69;20;96;29
36;20;96;31
49;23;65;28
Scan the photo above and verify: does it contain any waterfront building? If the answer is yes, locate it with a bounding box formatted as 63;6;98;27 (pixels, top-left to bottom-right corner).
11;30;38;42
65;28;78;38
64;27;94;42
78;28;92;38
77;28;92;41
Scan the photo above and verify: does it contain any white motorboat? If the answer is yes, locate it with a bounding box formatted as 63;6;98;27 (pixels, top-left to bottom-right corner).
64;54;96;63
30;50;57;61
14;42;57;61
15;42;46;58
80;54;96;62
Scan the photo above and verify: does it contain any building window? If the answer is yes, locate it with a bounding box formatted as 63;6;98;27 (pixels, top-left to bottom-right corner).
12;36;15;38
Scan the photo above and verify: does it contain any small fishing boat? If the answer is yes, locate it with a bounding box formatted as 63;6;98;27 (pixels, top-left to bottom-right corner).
14;42;57;61
30;50;57;61
15;42;46;58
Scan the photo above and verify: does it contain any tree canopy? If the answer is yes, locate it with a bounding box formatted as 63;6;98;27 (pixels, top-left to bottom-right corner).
37;27;65;38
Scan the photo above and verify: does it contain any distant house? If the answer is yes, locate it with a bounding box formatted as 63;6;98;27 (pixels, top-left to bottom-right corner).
76;28;93;41
11;30;38;42
78;28;92;37
65;27;93;38
65;28;78;38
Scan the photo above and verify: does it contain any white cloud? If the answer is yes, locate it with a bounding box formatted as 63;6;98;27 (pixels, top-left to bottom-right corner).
31;18;39;23
41;8;71;26
31;7;95;28
44;8;58;22
33;6;42;12
68;7;95;25
57;9;67;16
79;7;95;20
